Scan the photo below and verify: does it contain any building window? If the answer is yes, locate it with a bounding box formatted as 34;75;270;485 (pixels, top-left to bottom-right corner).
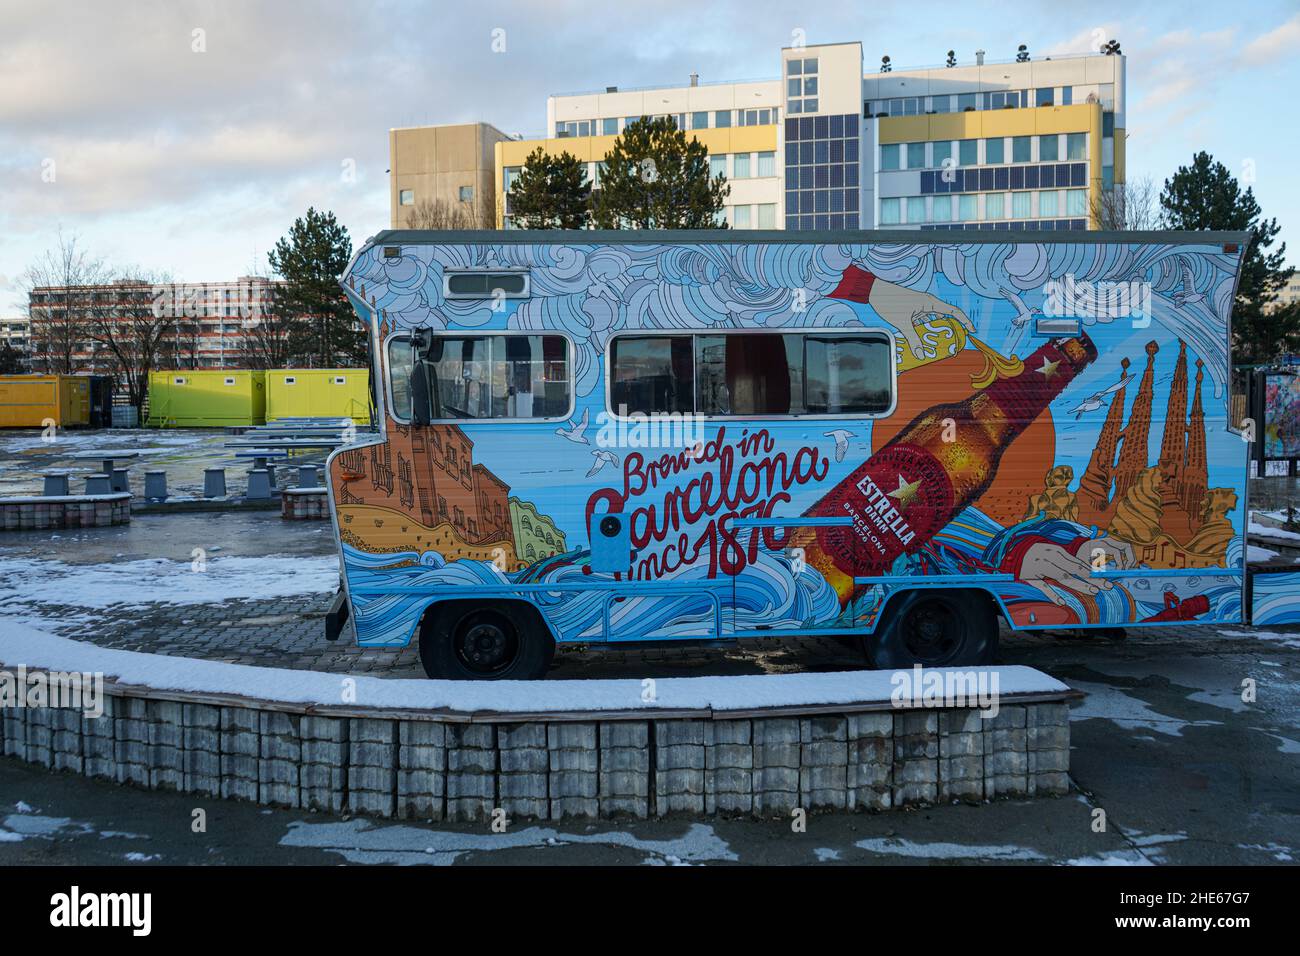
757;203;776;228
1102;165;1115;190
692;111;709;130
609;330;891;417
880;198;901;225
756;151;776;177
1036;88;1055;107
931;141;954;168
985;138;1005;164
958;139;978;167
881;144;900;171
1061;87;1073;106
1012;191;1032;218
1102;111;1115;137
1066;133;1086;160
734;153;751;178
931;196;953;222
710;154;727;179
985;193;1005;220
714;110;732;128
398;189;414;206
1039;190;1059;217
1012;136;1031;163
906;142;925;169
1038;136;1059;162
602;117;618;135
958;92;977;112
906;196;926;223
732;205;752;228
458;186;474;202
1066;189;1087;216
958;194;978;221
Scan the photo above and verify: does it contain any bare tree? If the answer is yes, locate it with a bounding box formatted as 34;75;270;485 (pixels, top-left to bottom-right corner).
87;270;178;414
234;270;303;369
402;194;494;230
23;231;107;373
1092;175;1158;231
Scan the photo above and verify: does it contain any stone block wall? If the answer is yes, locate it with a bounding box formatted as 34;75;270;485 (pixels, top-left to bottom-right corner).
0;682;1074;822
0;494;131;530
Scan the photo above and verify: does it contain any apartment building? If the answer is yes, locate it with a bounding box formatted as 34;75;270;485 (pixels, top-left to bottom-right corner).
26;276;283;371
390;122;513;229
388;40;1125;233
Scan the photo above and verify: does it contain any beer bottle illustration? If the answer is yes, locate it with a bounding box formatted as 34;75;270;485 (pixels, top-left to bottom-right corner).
789;332;1098;605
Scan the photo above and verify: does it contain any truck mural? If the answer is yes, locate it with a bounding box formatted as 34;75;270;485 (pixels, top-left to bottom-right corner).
323;230;1299;679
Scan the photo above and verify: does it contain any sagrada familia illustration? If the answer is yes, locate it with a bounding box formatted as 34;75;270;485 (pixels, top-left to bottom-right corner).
1026;340;1237;569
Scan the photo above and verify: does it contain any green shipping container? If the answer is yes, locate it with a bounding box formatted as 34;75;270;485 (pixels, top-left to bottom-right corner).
265;368;370;424
147;370;266;427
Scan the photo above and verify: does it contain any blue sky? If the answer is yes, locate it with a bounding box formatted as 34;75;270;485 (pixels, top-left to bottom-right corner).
1;0;1296;311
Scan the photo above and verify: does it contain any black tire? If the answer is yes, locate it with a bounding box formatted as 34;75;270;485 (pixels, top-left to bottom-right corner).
419;601;555;680
866;589;998;669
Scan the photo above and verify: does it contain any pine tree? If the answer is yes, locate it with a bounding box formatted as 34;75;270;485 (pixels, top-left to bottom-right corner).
267;208;363;367
1160;152;1299;365
507;147;591;228
592;117;729;229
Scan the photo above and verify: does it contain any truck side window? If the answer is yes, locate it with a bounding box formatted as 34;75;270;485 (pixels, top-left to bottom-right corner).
609;331;892;418
387;334;571;422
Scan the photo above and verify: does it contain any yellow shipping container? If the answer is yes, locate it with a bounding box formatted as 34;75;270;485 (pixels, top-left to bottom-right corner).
0;374;91;428
265;368;370;424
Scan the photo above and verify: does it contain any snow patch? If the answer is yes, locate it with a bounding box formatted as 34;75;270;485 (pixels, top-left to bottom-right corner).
854;836;1047;861
0;621;1071;714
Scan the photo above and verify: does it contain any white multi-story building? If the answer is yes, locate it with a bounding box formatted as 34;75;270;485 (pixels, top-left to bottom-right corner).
391;39;1126;233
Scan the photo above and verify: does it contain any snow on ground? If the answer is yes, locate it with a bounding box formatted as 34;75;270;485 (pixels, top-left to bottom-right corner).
854;836;1047;861
0;621;1070;713
1066;678;1222;737
1216;629;1300;649
1249;520;1300;541
0;430;211;457
279;818;737;866
0;554;338;609
1247;545;1280;561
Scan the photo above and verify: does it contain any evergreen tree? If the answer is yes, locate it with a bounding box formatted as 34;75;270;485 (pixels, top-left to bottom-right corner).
592;117;729;229
1160;152;1299;365
267;208;363;367
507;147;591;228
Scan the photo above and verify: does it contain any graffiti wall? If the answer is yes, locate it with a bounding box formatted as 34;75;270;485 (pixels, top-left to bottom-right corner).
330;236;1259;647
1263;369;1300;460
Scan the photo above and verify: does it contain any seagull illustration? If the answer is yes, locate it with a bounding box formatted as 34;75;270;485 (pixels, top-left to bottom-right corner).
586;449;619;478
1173;259;1206;308
555;406;590;444
999;286;1043;326
1067;374;1134;419
823;428;857;463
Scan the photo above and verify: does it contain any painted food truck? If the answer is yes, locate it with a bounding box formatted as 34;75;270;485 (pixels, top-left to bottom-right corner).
323;229;1300;680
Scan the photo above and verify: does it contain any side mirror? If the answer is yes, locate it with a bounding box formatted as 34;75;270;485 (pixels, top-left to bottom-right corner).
410;354;432;426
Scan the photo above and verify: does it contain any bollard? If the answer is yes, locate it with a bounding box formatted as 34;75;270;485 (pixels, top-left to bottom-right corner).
298;465;318;489
203;467;227;498
110;467;130;493
42;473;70;497
84;474;112;495
144;470;168;501
246;468;273;500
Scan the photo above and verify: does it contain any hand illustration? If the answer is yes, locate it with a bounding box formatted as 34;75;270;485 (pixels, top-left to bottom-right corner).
867;277;974;360
1017;541;1116;606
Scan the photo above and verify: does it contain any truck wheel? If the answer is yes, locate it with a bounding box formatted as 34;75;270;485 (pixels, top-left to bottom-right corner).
419;602;554;680
866;590;998;669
